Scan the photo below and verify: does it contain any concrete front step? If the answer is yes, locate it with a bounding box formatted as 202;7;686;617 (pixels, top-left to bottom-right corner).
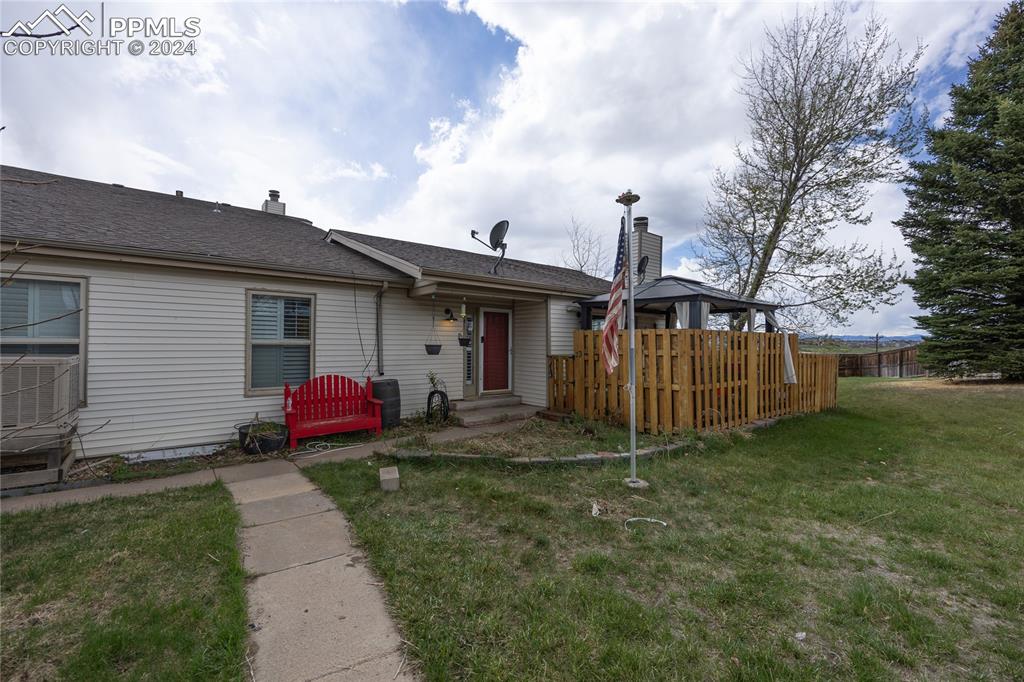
451;394;523;412
454;404;539;427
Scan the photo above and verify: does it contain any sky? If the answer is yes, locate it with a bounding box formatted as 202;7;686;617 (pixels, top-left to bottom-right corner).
0;0;1004;335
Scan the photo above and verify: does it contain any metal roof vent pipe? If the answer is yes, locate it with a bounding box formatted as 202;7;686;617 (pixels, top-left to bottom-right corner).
262;189;285;215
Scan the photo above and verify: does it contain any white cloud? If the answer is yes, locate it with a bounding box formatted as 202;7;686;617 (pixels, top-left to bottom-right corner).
308;160;392;183
1;1;1001;337
413;102;480;168
362;1;1000;335
667;255;707;281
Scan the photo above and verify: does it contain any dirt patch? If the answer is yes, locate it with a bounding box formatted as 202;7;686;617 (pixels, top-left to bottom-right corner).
437;416;677;459
879;378;1024;394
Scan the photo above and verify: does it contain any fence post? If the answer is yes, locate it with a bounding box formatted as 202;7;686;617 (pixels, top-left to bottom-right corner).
547;357;554;409
573;331;585;418
746;333;759;421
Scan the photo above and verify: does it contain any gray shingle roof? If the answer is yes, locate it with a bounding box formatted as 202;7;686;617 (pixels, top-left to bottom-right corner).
0;166;406;282
334;230;610;295
1;166;612;295
580;275;779;311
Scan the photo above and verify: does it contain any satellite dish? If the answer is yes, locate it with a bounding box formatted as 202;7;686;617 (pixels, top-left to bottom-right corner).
470;220;511;274
637;255;650;283
488;220;509;250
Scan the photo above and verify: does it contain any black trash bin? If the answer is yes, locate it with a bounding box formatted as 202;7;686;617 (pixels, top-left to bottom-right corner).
372;378;401;429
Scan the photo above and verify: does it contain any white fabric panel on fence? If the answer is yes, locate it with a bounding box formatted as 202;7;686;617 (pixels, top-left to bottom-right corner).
674;302;688;329
764;310;797;384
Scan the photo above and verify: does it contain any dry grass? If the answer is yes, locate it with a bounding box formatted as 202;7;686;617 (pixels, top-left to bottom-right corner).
878;377;1024;393
434;416;682;459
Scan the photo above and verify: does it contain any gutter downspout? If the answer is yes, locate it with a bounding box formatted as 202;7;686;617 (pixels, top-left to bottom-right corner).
375;282;387;375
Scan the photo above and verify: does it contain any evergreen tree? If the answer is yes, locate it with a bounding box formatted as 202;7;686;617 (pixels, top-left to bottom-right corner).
897;2;1024;379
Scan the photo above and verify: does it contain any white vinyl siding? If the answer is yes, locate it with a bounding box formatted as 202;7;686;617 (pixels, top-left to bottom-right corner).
380;291;464;417
548;296;579;355
0;255;582;457
513;300;547;407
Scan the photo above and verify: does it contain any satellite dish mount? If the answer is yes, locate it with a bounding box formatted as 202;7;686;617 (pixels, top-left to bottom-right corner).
470;220;510;274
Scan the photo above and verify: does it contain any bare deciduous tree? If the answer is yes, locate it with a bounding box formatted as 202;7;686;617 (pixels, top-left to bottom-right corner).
698;4;921;330
562;216;610;278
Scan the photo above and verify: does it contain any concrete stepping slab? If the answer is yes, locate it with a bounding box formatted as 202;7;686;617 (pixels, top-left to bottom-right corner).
226;472;315;505
239;490;335;527
247;554;409;681
240;510;352;575
215;459;296;483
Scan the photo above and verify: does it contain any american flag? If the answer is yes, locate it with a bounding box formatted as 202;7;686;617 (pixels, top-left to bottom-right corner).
601;217;627;375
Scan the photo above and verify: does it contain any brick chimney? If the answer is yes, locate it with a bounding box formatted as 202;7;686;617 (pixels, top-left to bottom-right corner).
631;216;662;279
261;189;285;215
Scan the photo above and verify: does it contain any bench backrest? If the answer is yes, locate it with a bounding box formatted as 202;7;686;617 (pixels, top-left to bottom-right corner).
285;375;372;422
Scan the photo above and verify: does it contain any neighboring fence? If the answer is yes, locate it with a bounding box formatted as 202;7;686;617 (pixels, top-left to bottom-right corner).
838;345;927;378
547;329;838;433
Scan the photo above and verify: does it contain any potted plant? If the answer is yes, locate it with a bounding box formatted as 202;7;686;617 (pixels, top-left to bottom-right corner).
236;414;289;454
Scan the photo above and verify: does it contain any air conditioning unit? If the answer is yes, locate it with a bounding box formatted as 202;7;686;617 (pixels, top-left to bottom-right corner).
1;355;80;488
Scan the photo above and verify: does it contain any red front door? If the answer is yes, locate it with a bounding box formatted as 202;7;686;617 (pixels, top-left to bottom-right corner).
482;311;510;391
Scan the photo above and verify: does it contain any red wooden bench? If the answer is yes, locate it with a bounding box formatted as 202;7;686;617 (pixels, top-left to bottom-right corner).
283;375;382;449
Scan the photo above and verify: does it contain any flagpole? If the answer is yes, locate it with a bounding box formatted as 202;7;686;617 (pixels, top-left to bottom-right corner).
616;190;647;489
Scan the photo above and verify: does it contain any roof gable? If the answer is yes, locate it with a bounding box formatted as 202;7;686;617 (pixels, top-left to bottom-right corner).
332;230;610;295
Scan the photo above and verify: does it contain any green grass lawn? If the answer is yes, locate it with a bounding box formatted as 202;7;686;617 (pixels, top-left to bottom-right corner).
1;484;247;680
306;378;1024;680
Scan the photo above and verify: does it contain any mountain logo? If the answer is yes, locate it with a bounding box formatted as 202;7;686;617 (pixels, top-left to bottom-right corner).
2;4;95;38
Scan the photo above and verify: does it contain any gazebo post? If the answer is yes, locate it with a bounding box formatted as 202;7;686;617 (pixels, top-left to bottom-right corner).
663;309;672;329
580;304;592;331
747;307;757;333
689;301;702;330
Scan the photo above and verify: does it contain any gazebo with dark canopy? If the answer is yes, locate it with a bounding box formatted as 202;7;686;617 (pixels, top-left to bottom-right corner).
577;275;782;332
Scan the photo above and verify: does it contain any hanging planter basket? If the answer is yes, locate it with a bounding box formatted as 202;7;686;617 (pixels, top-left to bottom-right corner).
424;294;443;355
457;333;471;348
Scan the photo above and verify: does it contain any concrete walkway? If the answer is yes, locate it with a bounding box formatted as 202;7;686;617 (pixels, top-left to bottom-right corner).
225;460;416;681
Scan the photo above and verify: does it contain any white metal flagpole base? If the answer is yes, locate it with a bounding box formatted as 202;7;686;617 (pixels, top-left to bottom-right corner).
623;478;650;489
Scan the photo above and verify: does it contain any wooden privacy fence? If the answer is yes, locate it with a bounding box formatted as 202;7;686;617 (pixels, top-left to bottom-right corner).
547;329;838;433
839;345;927;377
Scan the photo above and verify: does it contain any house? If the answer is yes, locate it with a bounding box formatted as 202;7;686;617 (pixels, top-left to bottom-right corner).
1;166;667;459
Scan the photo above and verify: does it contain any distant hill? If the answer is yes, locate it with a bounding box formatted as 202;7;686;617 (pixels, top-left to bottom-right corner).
799;334;926;355
829;335;925;342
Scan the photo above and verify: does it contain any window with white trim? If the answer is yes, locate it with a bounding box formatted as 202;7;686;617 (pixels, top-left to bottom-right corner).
0;276;86;400
247;292;313;391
